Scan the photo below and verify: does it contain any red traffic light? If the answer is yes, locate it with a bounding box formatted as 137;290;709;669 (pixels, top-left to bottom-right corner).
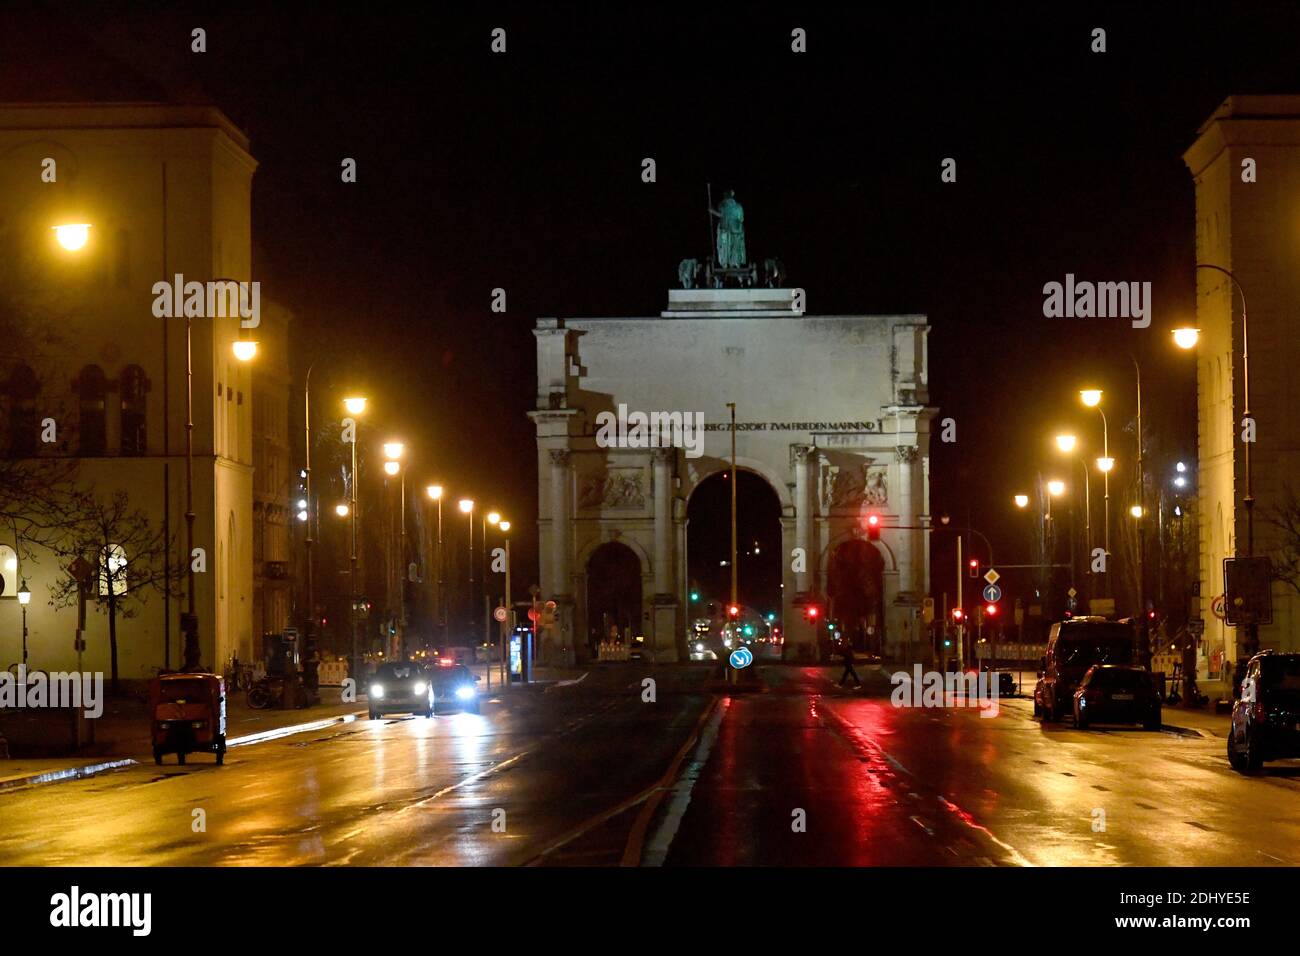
867;513;881;540
985;603;998;616
867;514;880;527
806;606;820;619
952;608;964;620
968;558;979;578
728;604;740;617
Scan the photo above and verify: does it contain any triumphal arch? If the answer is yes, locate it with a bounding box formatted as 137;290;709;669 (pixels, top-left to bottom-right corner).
529;195;936;663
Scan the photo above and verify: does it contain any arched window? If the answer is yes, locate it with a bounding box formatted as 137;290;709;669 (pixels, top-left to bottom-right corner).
0;544;16;599
120;364;148;456
7;364;38;457
76;365;107;456
99;543;127;597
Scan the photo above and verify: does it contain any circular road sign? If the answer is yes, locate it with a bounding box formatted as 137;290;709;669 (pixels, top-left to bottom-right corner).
729;646;754;669
493;606;508;623
982;583;1002;603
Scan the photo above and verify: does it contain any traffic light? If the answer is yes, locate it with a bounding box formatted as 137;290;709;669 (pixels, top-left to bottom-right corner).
985;603;998;617
866;513;881;541
690;591;700;602
952;607;964;622
968;558;979;578
805;605;820;621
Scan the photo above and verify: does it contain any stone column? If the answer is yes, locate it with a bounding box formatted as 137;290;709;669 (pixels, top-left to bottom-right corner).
652;448;674;597
895;445;919;597
548;448;572;597
651;448;681;662
548;448;575;665
793;445;815;595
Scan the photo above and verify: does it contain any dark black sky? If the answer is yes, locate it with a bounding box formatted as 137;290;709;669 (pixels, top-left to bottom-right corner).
8;0;1300;597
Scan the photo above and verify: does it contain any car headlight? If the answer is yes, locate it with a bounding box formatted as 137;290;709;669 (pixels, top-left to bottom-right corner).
412;681;427;695
370;684;385;699
455;685;475;701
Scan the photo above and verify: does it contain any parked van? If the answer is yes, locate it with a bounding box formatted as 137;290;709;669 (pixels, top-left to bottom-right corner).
1034;617;1139;722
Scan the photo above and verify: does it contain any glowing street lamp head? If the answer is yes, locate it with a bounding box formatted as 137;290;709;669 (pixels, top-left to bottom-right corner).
498;520;510;532
1054;434;1077;454
1097;456;1115;473
1176;461;1187;473
1047;480;1066;497
17;580;31;606
335;503;350;517
1079;388;1103;408
53;223;91;251
383;460;400;476
458;498;474;514
382;441;405;460
232;339;258;362
1172;327;1200;350
487;511;501;526
1130;504;1144;519
1013;494;1030;509
426;484;443;500
343;396;367;415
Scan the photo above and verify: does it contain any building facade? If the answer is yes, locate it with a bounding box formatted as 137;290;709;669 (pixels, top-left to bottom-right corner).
530;286;936;663
0;103;257;681
1184;95;1300;669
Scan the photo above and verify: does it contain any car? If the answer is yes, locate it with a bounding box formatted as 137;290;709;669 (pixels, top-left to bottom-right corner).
1072;664;1161;730
1034;617;1138;722
426;660;481;714
1228;651;1300;773
367;661;433;719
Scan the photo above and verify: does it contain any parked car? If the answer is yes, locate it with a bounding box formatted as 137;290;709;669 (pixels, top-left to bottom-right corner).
1228;651;1300;773
1035;617;1138;722
367;661;433;719
1072;664;1161;730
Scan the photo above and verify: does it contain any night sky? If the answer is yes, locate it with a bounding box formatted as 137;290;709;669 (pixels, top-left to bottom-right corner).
6;1;1300;599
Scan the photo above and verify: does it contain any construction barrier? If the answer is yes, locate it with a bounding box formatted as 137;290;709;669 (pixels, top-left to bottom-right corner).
317;660;350;686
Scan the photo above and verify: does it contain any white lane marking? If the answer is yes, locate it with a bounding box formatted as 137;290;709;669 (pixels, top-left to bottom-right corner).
554;672;589;687
640;697;728;867
398;751;532;813
228;713;360;747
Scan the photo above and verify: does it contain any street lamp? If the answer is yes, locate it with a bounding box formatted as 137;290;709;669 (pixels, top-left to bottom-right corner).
383;460;400;476
17;579;30;668
383;441;405;460
1172;327;1200;351
1013;494;1030;509
344;395;367;683
382;444;407;656
1130;504;1144;519
1079;388;1112;596
1047;480;1066;498
459;498;475;635
427;485;445;637
52;223;91;251
1054;433;1077;454
232;339;258;362
335;503;350;517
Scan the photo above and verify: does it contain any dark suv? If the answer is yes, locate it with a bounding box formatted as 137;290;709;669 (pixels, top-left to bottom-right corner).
1228;652;1300;773
1035;617;1138;722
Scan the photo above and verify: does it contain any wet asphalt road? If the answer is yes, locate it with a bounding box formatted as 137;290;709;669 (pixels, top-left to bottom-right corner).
1;664;1297;866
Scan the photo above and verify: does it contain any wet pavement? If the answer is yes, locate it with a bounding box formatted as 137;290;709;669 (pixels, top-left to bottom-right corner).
1;663;1295;867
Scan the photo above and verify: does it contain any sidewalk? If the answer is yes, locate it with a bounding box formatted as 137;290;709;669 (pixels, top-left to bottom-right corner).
0;691;364;791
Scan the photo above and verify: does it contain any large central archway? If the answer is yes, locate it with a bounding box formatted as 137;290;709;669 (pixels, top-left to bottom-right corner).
686;469;783;645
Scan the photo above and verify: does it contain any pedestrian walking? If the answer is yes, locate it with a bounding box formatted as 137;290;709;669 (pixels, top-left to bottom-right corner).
838;640;862;689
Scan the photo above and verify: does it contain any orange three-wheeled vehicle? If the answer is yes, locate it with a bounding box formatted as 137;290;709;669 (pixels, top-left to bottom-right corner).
149;672;228;765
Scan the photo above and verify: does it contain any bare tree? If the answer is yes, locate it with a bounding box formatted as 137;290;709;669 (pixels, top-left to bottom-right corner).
47;490;182;693
1263;483;1300;597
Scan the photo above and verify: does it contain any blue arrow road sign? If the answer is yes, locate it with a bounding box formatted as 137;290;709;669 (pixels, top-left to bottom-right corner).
983;583;1002;603
729;646;754;669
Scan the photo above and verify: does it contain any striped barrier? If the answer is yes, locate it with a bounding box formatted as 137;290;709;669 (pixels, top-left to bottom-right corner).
317;660;350;686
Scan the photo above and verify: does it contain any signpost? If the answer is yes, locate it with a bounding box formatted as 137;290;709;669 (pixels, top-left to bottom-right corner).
982;583;1002;604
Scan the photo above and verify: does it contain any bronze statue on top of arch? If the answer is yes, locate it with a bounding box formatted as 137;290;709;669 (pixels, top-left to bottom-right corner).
677;186;786;290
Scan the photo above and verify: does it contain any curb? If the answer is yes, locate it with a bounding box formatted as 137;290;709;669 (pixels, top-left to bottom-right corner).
0;710;363;793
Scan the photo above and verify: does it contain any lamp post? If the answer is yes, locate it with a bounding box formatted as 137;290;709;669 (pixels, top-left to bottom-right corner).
383;443;406;657
482;511;501;688
1080;388;1112;594
499;520;514;682
426;485;445;641
17;579;30;667
1046;479;1066;614
344;396;367;682
1055;435;1091;602
459;497;475;641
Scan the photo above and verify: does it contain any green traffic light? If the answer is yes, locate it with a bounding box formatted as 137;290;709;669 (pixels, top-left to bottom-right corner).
690;591;700;602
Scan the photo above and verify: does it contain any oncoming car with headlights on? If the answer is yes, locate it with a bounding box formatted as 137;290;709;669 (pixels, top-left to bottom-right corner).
367;662;434;719
426;659;481;714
